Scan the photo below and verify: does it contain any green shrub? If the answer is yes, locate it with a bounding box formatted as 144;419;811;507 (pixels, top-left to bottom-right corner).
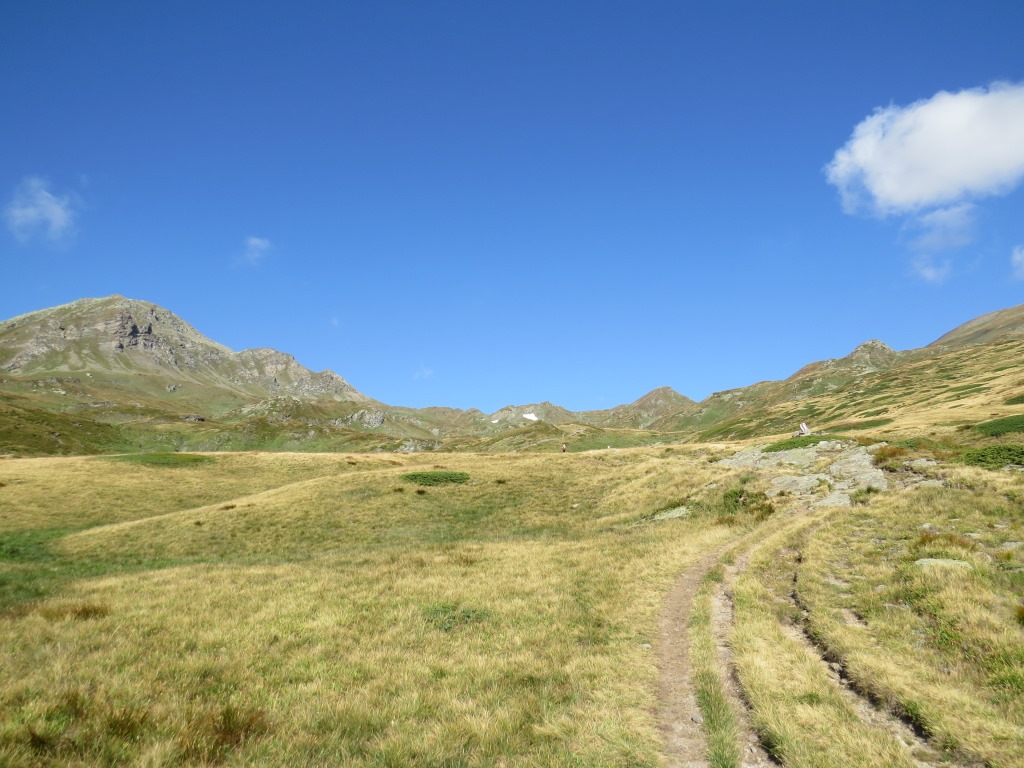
1003;394;1024;405
962;445;1024;469
103;453;215;467
401;471;470;486
973;415;1024;437
824;418;894;431
763;435;838;452
719;486;774;520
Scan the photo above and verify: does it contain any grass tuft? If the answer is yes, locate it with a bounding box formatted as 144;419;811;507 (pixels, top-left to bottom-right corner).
422;601;491;632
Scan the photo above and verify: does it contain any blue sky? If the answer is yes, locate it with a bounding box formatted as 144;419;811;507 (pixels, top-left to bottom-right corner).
2;1;1023;413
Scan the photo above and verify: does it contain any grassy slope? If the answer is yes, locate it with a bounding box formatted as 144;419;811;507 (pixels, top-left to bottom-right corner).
0;448;760;767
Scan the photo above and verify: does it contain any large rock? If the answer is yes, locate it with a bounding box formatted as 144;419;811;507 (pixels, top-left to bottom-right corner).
828;447;888;491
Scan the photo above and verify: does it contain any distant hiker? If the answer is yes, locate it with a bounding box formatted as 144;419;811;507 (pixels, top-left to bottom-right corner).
561;443;567;453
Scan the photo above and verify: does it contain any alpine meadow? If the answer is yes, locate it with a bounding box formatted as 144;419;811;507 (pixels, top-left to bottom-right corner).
1;296;1023;767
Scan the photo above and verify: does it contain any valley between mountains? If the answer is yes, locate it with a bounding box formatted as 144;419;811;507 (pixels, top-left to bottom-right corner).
2;294;1024;456
1;296;1023;767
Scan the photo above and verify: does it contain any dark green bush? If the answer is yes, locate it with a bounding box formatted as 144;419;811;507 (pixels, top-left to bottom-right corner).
763;435;838;453
103;453;215;467
401;471;470;486
962;445;1024;469
973;415;1024;437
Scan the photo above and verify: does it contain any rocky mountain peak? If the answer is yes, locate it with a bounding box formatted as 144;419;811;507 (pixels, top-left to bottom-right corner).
0;295;368;402
845;339;897;371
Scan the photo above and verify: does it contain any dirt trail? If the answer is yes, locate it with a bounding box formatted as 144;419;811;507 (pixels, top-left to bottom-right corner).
658;438;954;768
657;549;721;768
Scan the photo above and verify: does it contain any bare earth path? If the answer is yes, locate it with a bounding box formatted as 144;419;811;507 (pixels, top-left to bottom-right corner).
658;549;723;768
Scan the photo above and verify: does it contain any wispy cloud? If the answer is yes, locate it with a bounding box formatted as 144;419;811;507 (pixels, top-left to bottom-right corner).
1012;245;1024;281
906;203;975;252
243;236;271;264
911;254;952;284
4;176;77;242
826;82;1024;280
413;365;434;380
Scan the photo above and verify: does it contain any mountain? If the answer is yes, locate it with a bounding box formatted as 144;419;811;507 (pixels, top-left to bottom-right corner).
0;296;368;402
2;295;1024;455
579;386;696;429
927;303;1024;348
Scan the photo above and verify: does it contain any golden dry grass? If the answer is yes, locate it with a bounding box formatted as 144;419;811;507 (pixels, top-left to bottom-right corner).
0;448;746;767
4;443;1023;766
795;467;1024;767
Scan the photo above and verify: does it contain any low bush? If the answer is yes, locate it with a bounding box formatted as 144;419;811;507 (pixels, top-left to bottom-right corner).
973;415;1024;437
873;444;909;470
962;445;1024;469
103;453;215;467
763;435;838;453
400;471;470;486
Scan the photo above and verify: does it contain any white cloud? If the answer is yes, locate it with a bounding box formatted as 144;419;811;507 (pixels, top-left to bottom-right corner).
906;203;975;252
911;254;952;283
243;236;271;264
4;176;76;242
1012;245;1024;281
826;82;1024;215
413;365;434;380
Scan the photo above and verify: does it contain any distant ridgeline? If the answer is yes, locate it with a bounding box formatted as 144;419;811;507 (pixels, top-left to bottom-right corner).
1;295;1023;455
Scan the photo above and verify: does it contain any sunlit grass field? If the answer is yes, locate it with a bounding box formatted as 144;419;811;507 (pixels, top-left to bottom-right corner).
0;448;747;767
3;442;1023;767
729;464;1024;768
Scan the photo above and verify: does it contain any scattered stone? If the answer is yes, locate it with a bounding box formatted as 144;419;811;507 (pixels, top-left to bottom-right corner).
653;506;691;521
908;458;938;468
828;447;888;491
691;714;704;725
999;541;1022;550
770;473;831;496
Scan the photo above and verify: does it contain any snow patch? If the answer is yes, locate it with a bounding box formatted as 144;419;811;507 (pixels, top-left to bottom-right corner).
522;413;538;421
